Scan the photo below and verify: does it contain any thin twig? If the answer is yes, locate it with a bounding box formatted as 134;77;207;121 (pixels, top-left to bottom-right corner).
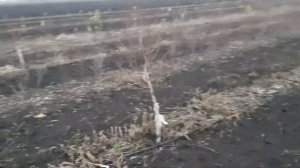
184;134;192;141
124;138;175;158
86;161;110;168
197;144;218;154
79;151;110;168
124;119;221;158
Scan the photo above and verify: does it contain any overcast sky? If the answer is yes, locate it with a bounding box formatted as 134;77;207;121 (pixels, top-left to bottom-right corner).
0;0;98;4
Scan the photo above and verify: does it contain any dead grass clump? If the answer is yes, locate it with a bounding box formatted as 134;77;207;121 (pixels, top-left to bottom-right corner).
195;89;247;115
164;67;300;138
164;89;225;138
100;70;145;90
49;131;131;168
49;112;158;168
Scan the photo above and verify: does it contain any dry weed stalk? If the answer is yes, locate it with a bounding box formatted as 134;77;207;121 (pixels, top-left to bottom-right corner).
16;47;26;69
139;29;168;143
143;55;168;143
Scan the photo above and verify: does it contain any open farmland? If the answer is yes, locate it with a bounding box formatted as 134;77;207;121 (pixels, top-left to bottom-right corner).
0;0;300;167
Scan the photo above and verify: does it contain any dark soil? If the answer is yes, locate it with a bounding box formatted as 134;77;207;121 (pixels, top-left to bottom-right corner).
143;90;300;168
1;3;300;167
1;37;300;167
156;38;300;110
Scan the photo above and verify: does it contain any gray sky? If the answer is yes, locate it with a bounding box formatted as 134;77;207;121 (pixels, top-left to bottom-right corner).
0;0;97;4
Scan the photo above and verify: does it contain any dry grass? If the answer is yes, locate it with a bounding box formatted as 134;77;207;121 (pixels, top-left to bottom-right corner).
165;66;300;138
48;111;158;168
50;65;300;168
49;132;130;168
1;3;300;168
